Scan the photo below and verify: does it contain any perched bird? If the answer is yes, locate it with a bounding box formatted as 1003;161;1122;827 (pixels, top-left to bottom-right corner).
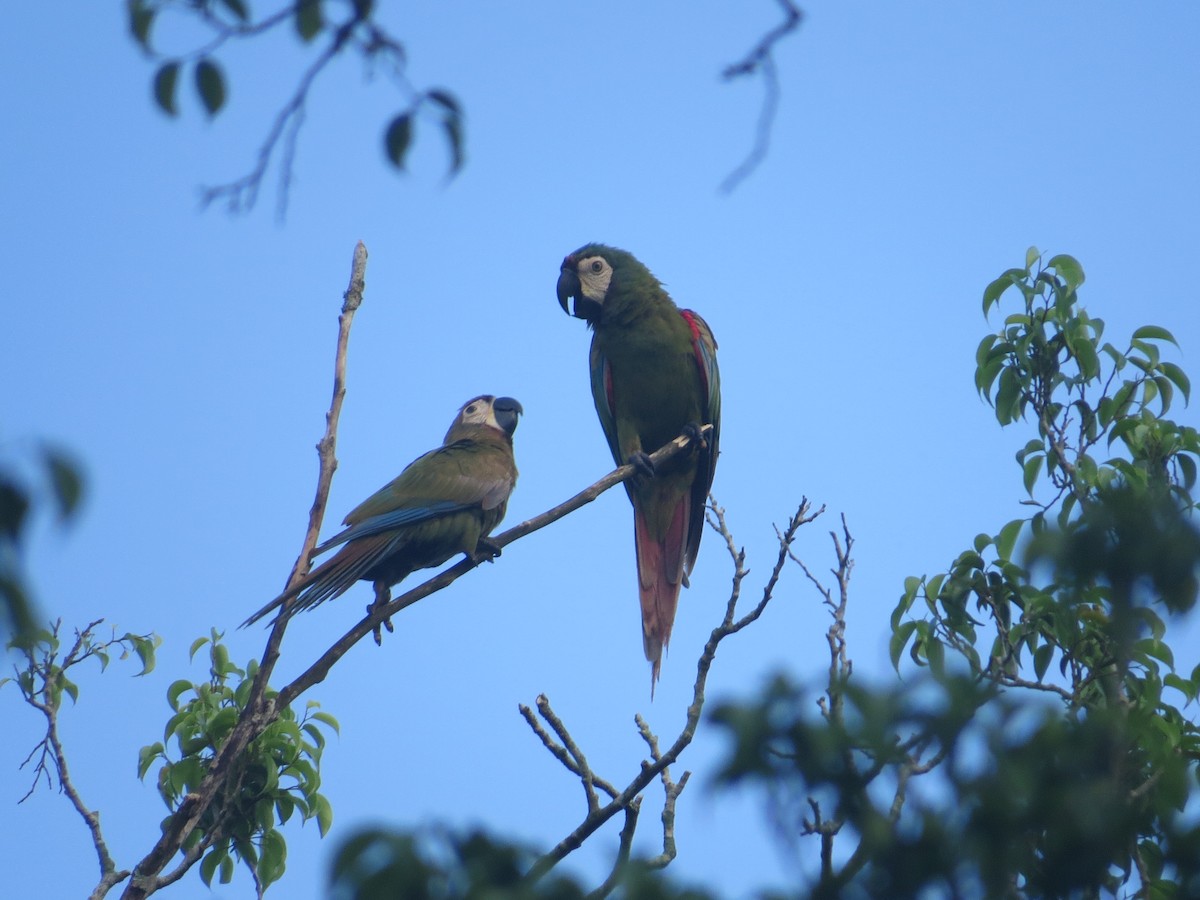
244;395;522;627
557;244;720;688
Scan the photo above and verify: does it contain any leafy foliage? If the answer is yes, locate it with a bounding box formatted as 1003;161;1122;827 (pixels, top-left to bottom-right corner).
0;441;83;639
328;825;718;900
3;620;157;805
710;249;1200;896
138;629;338;891
125;0;465;212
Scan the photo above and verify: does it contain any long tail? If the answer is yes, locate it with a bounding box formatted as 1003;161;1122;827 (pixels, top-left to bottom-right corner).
241;532;402;627
633;493;690;694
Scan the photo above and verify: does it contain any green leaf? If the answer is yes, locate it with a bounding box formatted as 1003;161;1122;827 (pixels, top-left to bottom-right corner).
1178;453;1197;490
258;828;288;886
1025;246;1041;270
194;59;227;117
295;0;322;41
1132;325;1179;348
311;710;340;735
384;114;412;169
125;634;157;676
1047;254;1085;289
442;110;464;177
200;847;223;887
277;794;296;824
42;449;83;521
1073;338;1100;383
59;674;79;705
994;366;1022;426
1154;375;1175;414
425;89;461;117
167;679;194;711
1022;453;1044;496
1135;638;1175;670
1165;673;1197;703
189;635;210;661
925;634;945;677
137;742;165;780
889;621;917;671
1160;361;1191;405
973;533;992;554
1033;643;1053;682
313;792;333;837
982;269;1025;316
995;518;1024;562
211;641;230;677
1108;415;1140;449
219;0;250;20
153;62;180;117
219;853;235;884
129;1;155;48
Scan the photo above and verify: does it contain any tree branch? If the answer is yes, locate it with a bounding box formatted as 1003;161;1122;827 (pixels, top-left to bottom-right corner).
521;497;815;886
720;0;804;192
119;243;366;899
274;425;713;709
10;620;133;896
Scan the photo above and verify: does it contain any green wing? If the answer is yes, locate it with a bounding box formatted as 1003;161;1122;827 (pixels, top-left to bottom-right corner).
589;337;624;469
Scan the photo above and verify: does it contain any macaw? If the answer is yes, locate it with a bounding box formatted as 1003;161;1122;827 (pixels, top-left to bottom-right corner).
243;395;522;627
557;244;720;689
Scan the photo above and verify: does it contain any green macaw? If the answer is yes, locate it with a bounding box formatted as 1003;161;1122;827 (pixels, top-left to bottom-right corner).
243;395;522;626
557;244;720;689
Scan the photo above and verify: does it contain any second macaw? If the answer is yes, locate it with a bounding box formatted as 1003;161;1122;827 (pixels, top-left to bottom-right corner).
557;244;720;689
243;395;522;627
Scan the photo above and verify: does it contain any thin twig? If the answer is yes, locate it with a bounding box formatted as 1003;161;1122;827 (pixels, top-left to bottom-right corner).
523;497;817;884
11;620;133;895
719;0;804;192
119;243;367;900
200;24;354;217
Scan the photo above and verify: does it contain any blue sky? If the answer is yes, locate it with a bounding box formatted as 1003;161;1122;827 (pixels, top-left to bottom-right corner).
3;2;1199;897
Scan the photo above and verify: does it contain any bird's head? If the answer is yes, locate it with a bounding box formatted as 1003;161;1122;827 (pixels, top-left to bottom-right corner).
447;395;523;442
557;244;650;324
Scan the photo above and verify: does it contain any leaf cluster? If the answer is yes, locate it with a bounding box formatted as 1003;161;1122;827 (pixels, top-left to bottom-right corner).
5;620;157;711
137;629;338;891
126;0;463;214
706;249;1200;897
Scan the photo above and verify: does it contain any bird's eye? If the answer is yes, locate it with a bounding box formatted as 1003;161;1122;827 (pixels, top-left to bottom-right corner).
465;405;478;415
589;260;604;274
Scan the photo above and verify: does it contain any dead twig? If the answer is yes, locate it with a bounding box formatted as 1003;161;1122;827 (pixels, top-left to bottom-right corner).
520;498;819;887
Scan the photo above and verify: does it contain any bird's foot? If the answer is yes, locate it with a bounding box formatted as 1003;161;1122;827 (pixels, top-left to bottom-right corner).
628;450;656;479
369;583;394;646
682;421;706;451
473;536;503;564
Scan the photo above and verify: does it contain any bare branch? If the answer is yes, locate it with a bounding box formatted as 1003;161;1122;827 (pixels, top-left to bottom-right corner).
586;800;641;900
519;695;619;811
119;243;366;899
720;0;804;192
523;497;818;885
200;24;353;217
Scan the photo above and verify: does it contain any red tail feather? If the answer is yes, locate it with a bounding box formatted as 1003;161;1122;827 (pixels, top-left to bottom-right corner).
633;494;690;694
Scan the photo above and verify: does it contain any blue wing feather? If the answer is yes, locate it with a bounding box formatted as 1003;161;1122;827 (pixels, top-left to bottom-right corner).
316;500;471;552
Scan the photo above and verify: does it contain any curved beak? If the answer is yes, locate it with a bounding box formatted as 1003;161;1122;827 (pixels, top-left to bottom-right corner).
557;263;580;316
492;397;524;436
